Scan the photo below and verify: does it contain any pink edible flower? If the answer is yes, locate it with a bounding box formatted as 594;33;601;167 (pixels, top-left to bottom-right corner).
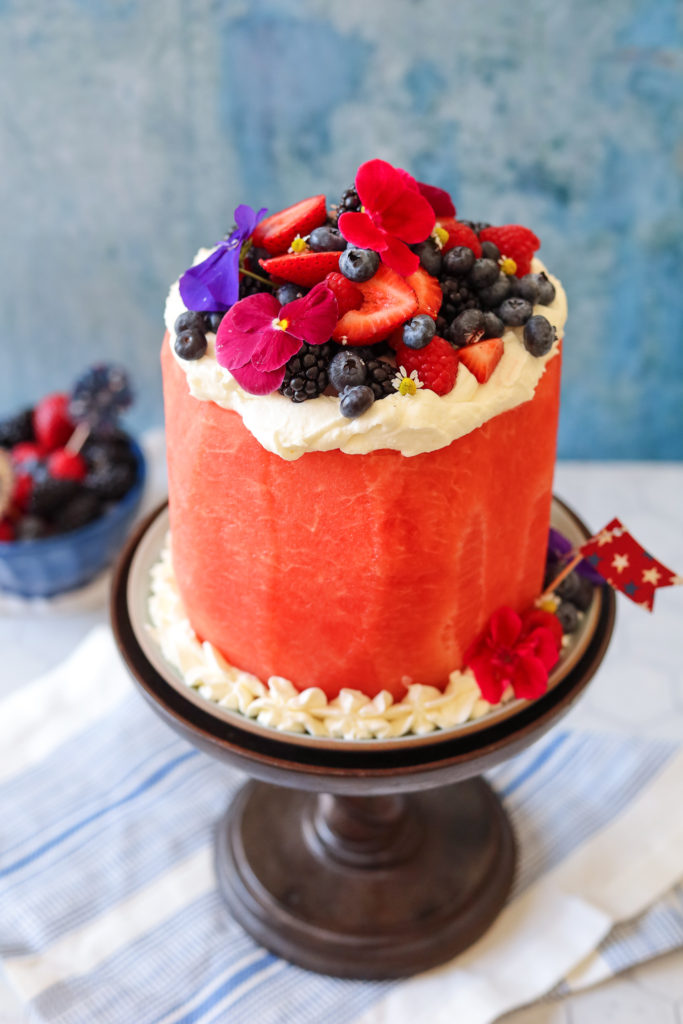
464;606;562;705
337;159;436;277
215;282;338;395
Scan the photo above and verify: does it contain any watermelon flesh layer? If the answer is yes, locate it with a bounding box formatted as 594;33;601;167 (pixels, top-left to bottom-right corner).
162;338;561;701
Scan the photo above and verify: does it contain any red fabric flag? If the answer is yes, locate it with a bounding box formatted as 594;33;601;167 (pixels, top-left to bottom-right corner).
579;517;682;611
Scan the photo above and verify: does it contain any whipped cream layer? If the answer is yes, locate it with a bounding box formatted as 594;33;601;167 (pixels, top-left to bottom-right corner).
165;255;566;461
148;537;504;740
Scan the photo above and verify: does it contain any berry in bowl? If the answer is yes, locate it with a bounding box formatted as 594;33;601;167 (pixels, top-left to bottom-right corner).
0;366;146;598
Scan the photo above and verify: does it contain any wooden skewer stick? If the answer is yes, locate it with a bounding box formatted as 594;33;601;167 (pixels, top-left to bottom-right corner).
65;421;91;455
539;551;584;601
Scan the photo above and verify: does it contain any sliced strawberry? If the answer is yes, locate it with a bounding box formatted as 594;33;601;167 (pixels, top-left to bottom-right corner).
436;217;482;258
252;195;327;255
332;265;418;346
33;394;74;452
260;251;341;287
324;272;363;318
405;268;442;318
458;337;504;383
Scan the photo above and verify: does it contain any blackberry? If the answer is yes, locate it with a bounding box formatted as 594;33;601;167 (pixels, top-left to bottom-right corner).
17;515;49;541
0;409;34;449
55;492;101;533
339;187;362;214
280;342;334;403
238;271;271;299
460;220;491;236
69;365;132;430
86;463;137;501
366;359;396;400
556;601;580;634
439;276;479;323
29;478;80;517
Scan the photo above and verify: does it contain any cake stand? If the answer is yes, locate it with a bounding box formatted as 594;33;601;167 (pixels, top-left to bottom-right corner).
111;499;616;979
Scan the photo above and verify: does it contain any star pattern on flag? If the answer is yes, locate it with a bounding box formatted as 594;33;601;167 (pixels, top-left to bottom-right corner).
579;517;682;612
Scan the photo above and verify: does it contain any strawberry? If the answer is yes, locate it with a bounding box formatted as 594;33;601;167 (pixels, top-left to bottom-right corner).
324;272;363;318
47;448;87;482
260;251;341;287
251;195;327;255
0;519;15;541
436;217;482;258
33;394;74;452
394;336;459;396
478;225;540;277
458;337;504;383
405;268;442;318
332;265;418;346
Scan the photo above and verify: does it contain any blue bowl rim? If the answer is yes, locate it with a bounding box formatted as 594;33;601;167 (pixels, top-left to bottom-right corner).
0;437;147;550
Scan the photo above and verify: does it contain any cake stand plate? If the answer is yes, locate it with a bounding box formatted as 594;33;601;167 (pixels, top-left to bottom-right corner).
111;499;615;979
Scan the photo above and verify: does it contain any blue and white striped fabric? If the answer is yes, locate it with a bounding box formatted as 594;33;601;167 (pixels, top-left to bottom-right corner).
1;627;682;1024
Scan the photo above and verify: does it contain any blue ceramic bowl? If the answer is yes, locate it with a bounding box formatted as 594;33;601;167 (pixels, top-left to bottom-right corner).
0;440;146;598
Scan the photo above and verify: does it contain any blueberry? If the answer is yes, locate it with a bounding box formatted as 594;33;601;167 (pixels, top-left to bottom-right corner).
443;246;475;277
174;329;208;361
481;240;500;261
339;385;375;419
339;248;380;283
573;575;595;611
515;274;541;304
468;258;500;290
523;315;556;356
482;311;504;339
498;297;533;327
276;283;305;306
412;239;442;276
449;309;485;348
208;311;225;333
86;463;136;501
556;601;580;634
536;272;556;305
556;570;581;603
403;314;436;350
477;274;512;310
174;310;210;335
308;225;347;252
328;351;367;392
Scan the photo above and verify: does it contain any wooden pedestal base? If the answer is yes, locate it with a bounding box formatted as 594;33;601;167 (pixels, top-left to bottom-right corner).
215;778;516;979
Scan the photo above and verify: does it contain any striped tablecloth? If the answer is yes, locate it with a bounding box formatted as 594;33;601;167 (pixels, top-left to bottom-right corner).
1;626;682;1024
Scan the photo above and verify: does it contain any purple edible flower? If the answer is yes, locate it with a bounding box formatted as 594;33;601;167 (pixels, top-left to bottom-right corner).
548;527;604;586
179;204;267;312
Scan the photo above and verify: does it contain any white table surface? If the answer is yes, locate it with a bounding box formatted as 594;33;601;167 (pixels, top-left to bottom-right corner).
1;455;682;1024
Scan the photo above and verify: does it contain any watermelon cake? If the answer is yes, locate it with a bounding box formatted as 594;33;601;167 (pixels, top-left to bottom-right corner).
154;159;576;740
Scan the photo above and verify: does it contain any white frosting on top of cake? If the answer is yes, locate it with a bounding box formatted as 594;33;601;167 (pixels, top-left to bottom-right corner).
164;256;566;461
147;536;504;740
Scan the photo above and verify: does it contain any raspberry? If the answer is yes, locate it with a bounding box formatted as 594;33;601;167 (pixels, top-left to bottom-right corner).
33;393;75;451
0;519;15;541
12;472;34;512
478;225;540;278
48;448;88;482
394;336;459;396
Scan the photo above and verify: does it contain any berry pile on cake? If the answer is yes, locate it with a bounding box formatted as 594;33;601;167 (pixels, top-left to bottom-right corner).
157;159;572;739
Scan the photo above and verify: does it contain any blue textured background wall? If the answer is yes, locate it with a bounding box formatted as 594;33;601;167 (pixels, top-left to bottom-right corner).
1;0;681;457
